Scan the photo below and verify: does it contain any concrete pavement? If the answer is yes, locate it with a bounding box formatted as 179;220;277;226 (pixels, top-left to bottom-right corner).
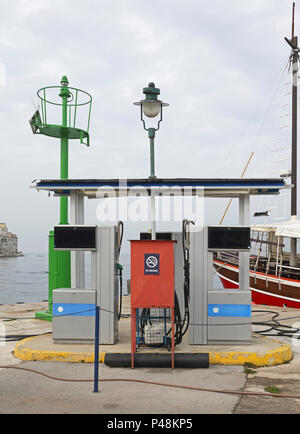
2;298;293;367
1;300;300;414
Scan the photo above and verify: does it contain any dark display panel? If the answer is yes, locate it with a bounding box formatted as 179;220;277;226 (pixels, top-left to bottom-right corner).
54;226;96;250
208;227;250;251
140;232;172;240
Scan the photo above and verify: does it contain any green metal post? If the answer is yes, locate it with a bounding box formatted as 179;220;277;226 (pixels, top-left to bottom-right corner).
148;128;156;179
59;76;70;225
55;75;71;308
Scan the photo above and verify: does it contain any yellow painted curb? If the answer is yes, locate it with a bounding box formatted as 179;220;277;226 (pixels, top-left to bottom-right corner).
209;338;293;367
14;335;106;363
13;335;293;366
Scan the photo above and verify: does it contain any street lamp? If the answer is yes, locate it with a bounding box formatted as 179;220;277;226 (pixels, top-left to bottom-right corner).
134;82;169;179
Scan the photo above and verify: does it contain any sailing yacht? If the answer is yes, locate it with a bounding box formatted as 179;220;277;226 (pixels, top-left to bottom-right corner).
215;3;300;309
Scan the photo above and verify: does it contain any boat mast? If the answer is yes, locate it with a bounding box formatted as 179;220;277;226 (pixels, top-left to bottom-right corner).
285;2;299;267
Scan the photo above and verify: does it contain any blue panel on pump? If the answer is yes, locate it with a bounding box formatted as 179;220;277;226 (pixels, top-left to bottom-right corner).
53;303;95;317
208;304;251;318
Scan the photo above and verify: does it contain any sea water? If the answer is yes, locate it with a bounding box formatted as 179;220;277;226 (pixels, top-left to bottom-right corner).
0;252;221;304
0;253;48;304
0;252;131;305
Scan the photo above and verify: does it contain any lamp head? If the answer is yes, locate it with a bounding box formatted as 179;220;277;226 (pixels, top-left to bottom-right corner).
134;82;169;118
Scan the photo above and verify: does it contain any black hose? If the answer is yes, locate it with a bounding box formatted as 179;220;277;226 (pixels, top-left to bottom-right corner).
174;292;183;345
117;264;123;321
117;221;124;321
117;221;124;256
138;293;183;347
181;219;194;336
0;332;50;342
252;309;300;337
139;308;151;335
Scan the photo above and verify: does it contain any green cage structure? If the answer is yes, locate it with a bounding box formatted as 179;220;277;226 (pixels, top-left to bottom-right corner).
30;76;92;321
30;76;92;146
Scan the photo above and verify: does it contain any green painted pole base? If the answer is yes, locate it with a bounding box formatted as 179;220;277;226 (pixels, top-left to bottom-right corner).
35;310;53;321
35;229;71;321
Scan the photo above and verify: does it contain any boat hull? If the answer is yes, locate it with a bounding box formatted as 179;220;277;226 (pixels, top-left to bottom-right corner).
214;259;300;309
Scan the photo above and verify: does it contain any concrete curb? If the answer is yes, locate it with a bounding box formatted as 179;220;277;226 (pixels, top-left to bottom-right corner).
14;335;106;363
13;334;293;367
209;338;293;367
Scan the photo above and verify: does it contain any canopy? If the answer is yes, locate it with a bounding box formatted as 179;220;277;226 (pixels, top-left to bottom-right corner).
32;177;287;199
251;219;300;238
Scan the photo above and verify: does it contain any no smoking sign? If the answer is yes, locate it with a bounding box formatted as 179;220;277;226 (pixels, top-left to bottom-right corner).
144;253;160;275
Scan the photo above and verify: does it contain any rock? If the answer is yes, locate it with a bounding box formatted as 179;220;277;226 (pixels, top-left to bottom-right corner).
0;223;23;257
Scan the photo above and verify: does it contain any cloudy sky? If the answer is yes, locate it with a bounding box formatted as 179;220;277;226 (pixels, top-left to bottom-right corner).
0;0;297;253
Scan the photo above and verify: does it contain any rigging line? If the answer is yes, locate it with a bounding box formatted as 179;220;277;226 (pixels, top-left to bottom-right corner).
219;151;254;225
219;61;290;225
249;57;290;156
261;65;292;225
222;58;290;171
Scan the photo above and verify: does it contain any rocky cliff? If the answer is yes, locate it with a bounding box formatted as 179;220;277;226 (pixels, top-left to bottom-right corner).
0;223;23;257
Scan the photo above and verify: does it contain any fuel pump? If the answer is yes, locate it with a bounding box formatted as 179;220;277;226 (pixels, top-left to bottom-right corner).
131;222;195;349
130;239;177;368
52;224;123;345
189;226;252;345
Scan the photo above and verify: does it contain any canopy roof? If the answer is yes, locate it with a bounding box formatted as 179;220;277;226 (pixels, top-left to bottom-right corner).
32;177;287;199
252;219;300;238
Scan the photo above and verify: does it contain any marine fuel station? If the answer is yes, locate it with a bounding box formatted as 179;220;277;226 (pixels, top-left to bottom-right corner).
30;77;287;369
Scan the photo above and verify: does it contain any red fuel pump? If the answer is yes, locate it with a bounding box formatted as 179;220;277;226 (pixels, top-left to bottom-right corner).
130;240;176;369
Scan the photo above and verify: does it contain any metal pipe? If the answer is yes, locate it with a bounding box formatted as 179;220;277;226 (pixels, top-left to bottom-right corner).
60;82;69;225
151;189;156;240
148;128;156;178
93;305;100;393
285;4;298;267
290;35;298;267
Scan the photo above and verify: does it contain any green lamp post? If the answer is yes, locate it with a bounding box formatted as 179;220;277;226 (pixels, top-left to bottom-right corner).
134;82;169;179
134;83;169;240
30;76;92;320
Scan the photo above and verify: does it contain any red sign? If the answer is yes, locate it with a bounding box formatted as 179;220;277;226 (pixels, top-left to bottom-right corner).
130;240;175;308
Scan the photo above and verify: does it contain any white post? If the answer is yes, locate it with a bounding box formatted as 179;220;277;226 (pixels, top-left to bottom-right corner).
70;191;85;288
151;188;156;240
239;195;250;290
